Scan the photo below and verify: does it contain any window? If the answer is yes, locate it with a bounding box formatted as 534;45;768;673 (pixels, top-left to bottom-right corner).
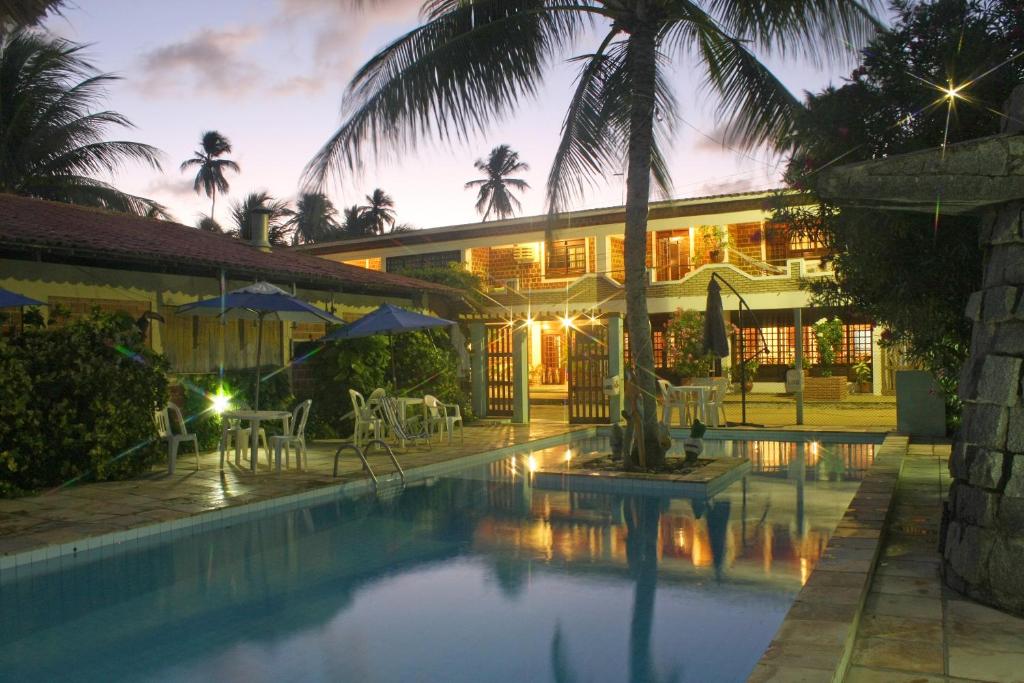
546;239;587;278
385;250;461;273
655;230;691;280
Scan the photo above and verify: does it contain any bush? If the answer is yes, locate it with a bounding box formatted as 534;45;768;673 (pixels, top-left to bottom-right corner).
813;317;843;376
665;309;715;378
300;328;471;439
180;368;294;451
0;311;169;496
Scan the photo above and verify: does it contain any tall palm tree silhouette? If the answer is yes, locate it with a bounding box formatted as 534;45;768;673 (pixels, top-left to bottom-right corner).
229;190;292;246
465;144;530;221
359;188;396;235
180;131;239;222
287;192;341;245
303;0;880;465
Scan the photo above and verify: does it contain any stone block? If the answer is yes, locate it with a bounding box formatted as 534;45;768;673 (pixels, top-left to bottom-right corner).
965;291;984;321
958;356;983;403
960;403;1009;450
968;449;1005;490
983;204;1023;244
992;321;1024;355
953;482;998;526
1003;244;1024;284
944;521;992;585
1007;404;1024;453
983;286;1020;322
988;537;1024;614
949;442;975;480
975;354;1023;405
1004;455;1024;498
997;496;1024;529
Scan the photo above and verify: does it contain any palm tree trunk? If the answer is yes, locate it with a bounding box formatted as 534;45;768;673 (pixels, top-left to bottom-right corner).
211;188;217;223
623;15;666;468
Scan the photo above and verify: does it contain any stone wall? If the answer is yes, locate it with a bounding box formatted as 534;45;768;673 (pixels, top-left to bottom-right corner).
944;202;1024;616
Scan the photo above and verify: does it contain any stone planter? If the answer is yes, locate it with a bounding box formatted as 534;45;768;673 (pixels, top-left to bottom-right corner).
804;375;847;400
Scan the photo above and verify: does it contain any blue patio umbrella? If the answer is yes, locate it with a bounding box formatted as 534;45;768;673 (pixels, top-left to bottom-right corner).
323;303;454;387
177;282;344;409
0;287;43;308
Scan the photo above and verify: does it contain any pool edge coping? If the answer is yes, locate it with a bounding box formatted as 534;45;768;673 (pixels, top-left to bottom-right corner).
746;432;909;683
0;428;596;581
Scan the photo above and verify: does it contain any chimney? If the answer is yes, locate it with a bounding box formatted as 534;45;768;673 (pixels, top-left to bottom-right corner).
249;207;273;252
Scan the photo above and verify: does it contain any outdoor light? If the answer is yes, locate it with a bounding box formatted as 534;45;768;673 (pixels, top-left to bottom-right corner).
564;449;573;463
210;387;231;415
559;315;575;330
527;455;538;473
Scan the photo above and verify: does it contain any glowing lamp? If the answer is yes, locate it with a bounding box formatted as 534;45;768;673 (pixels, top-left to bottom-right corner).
211;388;232;415
527;455;538;473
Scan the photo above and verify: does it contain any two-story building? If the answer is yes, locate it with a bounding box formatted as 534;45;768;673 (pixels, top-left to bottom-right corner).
297;189;889;421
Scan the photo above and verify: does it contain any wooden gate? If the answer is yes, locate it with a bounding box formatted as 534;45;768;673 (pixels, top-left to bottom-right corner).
568;324;609;424
486;325;514;416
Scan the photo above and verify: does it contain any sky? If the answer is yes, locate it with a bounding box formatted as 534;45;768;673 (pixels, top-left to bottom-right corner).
44;0;874;231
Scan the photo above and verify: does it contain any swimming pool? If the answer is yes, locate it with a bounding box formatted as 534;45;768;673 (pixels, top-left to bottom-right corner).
0;431;879;682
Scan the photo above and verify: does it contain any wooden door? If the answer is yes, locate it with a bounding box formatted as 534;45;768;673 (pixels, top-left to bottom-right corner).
486;325;514;416
568;324;609;424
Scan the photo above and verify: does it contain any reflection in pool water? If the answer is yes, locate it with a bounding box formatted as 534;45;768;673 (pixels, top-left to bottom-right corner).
0;436;874;682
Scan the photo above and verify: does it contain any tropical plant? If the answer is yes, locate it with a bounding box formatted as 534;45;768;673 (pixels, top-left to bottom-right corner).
0;311;169;496
144;202;174;221
465;144;530;220
812;316;843;376
665;309;714;378
340;203;370;238
0;0;65;31
0;30;164;215
195;214;222;233
852;358;871;383
229;190;292;246
359;188;396;235
394;262;487;309
180;131;239;222
303;0;880;467
287;192;341;245
729;357;760;384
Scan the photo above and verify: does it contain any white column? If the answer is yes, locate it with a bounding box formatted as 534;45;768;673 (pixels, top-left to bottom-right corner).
872;326;884;396
596;236;611;276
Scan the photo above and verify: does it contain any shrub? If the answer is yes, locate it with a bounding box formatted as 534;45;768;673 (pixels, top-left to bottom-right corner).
0;311;169;495
300;328;471;439
180;368;294;451
665;309;714;378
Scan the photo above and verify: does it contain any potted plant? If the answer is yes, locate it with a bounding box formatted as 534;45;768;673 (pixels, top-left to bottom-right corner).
699;225;726;263
729;357;759;392
852;358;872;393
804;317;847;400
682;419;706;464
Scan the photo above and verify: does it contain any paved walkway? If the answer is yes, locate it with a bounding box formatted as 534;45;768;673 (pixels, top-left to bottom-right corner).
0;420;583;562
847;442;1024;683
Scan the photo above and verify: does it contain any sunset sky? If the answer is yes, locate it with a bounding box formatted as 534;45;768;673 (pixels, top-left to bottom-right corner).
45;1;878;231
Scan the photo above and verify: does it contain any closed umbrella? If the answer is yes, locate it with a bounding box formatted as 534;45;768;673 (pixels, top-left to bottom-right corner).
702;278;730;358
322;303;454;387
177;282;343;409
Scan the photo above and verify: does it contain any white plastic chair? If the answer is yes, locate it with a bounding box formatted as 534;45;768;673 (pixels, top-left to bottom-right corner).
423;395;464;445
155;403;199;474
658;379;688;427
271;400;312;472
378;396;431;450
220;414;268;468
349;389;382;447
705;377;729;427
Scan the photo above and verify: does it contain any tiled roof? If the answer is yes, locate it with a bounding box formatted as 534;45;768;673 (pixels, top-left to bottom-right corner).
0;194;459;298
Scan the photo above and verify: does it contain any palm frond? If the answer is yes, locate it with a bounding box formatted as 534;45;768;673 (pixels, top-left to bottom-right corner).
302;0;589;190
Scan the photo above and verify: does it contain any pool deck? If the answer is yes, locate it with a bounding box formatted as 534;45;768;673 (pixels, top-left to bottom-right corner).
751;439;1024;683
0;420;586;570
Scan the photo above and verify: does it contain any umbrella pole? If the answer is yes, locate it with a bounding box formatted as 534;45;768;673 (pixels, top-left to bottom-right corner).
254;313;264;410
389;333;397;389
739;307;747;424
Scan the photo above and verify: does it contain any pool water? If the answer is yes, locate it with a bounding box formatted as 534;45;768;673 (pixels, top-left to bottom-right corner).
0;433;877;682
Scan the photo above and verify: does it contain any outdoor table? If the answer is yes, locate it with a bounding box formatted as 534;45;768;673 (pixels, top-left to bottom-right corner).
222;409;291;473
668;385;707;426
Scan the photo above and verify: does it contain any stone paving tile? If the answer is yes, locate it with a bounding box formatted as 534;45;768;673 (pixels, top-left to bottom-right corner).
844;442;1024;683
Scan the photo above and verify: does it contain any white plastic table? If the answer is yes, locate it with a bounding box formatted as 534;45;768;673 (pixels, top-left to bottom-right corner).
668;385;707;426
222;409;290;473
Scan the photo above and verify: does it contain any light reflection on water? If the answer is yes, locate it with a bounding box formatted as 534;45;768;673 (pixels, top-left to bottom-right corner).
0;435;874;683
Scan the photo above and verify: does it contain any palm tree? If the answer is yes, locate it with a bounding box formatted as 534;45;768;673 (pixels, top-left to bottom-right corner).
340;203;369;238
144;202;174;221
304;0;879;465
195;214;222;233
180;131;239;222
359;188;396;235
0;31;164;215
465;144;530;220
287;192;341;245
229;191;292;246
0;0;65;30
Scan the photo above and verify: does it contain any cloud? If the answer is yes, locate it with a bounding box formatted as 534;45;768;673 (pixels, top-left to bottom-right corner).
696;177;759;196
136;26;265;97
145;176;197;199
